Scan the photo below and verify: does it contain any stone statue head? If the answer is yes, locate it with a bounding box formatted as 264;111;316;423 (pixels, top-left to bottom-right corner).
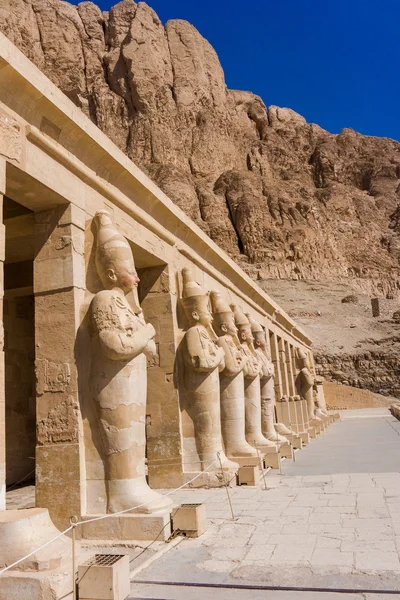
296;348;309;369
181;268;212;327
230;304;253;344
94;210;139;293
210;291;238;338
246;313;268;352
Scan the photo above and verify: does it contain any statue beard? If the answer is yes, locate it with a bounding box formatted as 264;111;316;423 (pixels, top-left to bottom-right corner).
245;339;257;355
231;332;241;347
205;323;218;341
126;287;142;316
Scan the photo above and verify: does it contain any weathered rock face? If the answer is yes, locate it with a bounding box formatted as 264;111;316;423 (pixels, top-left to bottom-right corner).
1;0;400;297
315;349;400;398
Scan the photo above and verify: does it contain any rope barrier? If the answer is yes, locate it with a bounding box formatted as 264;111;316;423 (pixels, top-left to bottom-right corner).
76;458;219;527
148;450;227;463
0;457;219;577
217;453;235;520
148;457;222;468
6;468;36;492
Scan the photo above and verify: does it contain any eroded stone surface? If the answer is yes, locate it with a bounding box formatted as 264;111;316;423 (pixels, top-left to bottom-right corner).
2;0;400;296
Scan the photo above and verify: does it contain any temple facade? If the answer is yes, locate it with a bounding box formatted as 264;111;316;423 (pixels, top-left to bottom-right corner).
0;32;336;597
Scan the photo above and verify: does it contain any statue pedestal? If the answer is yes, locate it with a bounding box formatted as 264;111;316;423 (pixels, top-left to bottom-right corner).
181;466;238;488
284;434;302;450
299;432;310;445
0;508;73;600
263;447;281;469
80;511;172;541
228;455;262;468
308;426;318;439
311;420;324;435
280;443;294;460
0;508;71;572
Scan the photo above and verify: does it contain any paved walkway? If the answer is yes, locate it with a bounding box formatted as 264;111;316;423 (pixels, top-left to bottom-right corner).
131;411;400;599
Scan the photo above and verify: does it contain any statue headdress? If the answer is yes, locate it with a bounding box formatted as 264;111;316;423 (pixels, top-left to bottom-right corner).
296;348;308;360
94;210;134;286
210;290;231;317
296;347;309;368
210;291;236;336
230;304;250;330
246;313;264;335
181;268;210;315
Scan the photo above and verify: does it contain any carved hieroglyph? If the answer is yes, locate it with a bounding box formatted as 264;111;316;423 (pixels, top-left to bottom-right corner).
180;270;238;471
246;314;288;444
231;306;276;451
89;210;172;514
211;292;258;459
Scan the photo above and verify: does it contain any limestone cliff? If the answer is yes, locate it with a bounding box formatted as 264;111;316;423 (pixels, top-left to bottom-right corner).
2;0;400;296
1;0;400;397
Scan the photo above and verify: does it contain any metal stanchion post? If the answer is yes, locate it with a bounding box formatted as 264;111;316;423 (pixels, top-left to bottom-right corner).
276;435;283;475
70;516;78;600
254;441;267;490
288;419;296;465
217;452;235;520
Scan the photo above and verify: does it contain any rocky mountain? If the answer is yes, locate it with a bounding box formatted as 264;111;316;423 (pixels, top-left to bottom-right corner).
2;0;400;296
1;0;400;396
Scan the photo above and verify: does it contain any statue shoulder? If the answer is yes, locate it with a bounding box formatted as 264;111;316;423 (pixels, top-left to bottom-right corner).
183;325;200;346
184;325;200;337
91;289;115;309
300;367;313;382
90;290;123;332
217;334;229;347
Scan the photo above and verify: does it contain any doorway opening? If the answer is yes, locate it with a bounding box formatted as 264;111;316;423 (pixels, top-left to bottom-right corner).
4;197;36;500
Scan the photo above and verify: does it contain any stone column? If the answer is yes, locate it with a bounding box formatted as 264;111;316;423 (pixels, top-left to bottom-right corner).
0;162;5;510
286;341;296;396
270;332;283;402
34;204;86;529
278;338;290;397
315;376;328;411
140;267;183;488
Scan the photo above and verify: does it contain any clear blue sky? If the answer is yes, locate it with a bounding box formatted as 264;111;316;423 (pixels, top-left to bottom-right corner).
71;0;399;141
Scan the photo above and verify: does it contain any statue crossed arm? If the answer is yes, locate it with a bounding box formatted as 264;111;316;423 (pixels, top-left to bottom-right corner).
183;327;225;373
91;291;156;362
216;336;246;377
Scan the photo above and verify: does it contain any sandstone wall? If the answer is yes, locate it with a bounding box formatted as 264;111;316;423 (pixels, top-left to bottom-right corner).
1;0;400;297
323;382;391;410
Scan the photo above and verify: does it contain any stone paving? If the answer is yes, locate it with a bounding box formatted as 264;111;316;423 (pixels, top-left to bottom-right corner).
5;411;400;598
132;412;400;598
